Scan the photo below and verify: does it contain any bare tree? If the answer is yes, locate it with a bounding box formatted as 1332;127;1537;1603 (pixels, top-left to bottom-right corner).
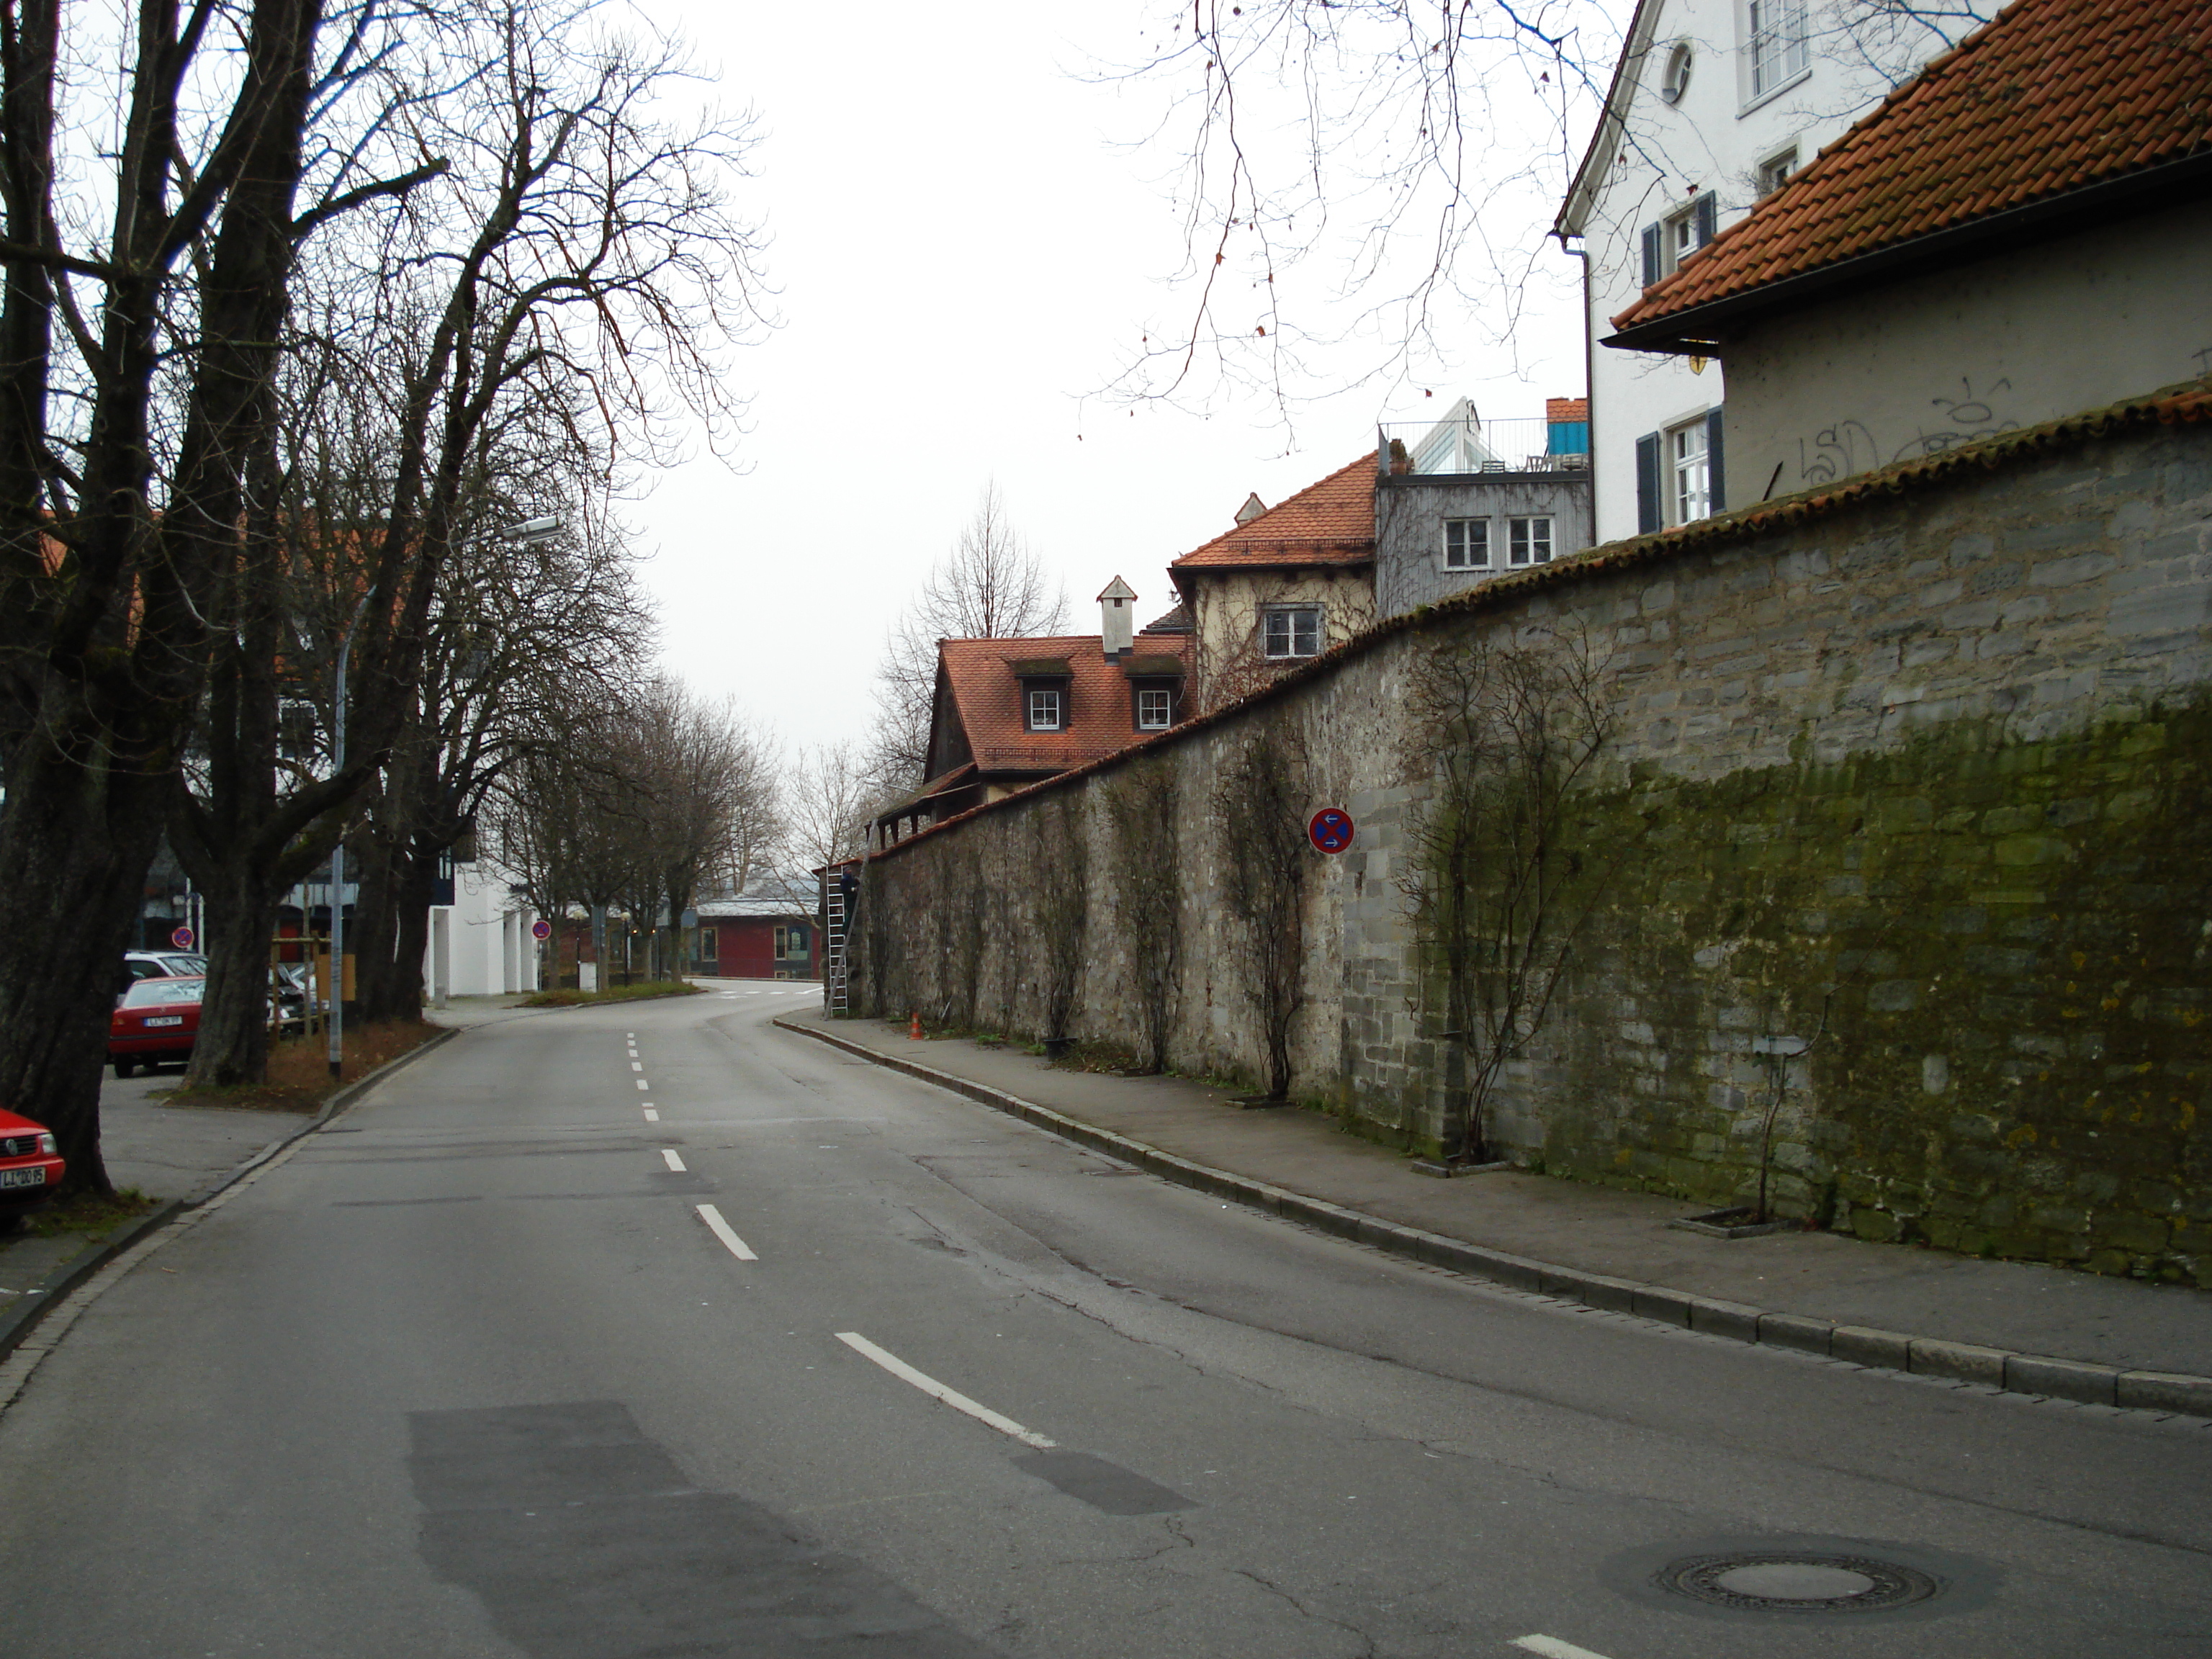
868;483;1069;790
0;0;440;1188
168;0;766;1067
780;742;879;884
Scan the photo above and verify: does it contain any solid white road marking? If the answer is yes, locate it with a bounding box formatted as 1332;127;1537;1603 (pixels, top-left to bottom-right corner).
833;1331;1057;1450
1512;1637;1617;1659
635;1079;649;1091
696;1204;757;1261
661;1148;686;1172
642;1107;660;1121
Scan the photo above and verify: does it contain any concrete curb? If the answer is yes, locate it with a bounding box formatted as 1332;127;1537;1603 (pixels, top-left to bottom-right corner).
776;1016;2212;1424
0;1024;462;1365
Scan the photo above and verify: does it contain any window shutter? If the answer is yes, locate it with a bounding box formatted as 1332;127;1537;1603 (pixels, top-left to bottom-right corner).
1635;432;1663;534
1694;192;1717;247
1640;222;1662;288
1706;407;1726;511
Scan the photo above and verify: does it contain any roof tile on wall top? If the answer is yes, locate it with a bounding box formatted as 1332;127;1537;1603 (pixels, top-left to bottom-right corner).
1612;0;2212;331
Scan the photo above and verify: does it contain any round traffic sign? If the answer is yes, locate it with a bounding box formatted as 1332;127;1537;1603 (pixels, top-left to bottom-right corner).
171;925;195;949
1308;806;1356;854
531;918;552;941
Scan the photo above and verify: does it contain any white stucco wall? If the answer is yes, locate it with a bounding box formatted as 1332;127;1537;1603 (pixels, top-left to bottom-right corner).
1719;200;2212;501
425;857;540;1000
1564;0;1999;541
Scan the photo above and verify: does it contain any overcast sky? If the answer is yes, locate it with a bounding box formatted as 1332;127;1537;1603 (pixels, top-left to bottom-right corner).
635;0;1596;755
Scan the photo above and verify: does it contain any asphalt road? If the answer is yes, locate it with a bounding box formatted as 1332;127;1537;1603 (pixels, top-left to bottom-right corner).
1;986;2206;1658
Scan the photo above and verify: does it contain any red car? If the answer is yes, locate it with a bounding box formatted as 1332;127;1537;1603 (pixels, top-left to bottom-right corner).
0;1107;64;1233
110;975;205;1076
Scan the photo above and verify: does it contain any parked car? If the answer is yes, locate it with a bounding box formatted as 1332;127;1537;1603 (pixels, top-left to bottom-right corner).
110;975;205;1076
120;950;208;1003
0;1107;65;1233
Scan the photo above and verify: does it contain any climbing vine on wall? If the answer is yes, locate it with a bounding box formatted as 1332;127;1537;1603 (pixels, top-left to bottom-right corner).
1400;626;1616;1162
1213;719;1313;1100
1103;760;1182;1073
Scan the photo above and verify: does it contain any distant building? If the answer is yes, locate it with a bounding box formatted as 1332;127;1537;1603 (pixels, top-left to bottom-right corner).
1373;397;1593;618
875;583;1195;846
695;889;820;980
1606;0;2212;503
1169;458;1376;711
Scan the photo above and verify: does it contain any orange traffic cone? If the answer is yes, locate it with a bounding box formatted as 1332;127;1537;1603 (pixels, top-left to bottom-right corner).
909;1009;923;1040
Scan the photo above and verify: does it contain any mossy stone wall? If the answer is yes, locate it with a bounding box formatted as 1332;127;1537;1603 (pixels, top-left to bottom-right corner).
858;411;2212;1282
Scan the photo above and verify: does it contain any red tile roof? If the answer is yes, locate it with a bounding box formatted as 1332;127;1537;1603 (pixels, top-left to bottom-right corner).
1611;0;2212;342
929;629;1194;783
1171;454;1375;571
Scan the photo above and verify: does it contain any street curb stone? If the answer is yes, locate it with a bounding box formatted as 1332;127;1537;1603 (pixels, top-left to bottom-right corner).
0;1024;460;1367
776;1014;2212;1424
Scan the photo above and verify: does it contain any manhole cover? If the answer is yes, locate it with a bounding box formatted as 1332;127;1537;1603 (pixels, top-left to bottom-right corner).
1653;1550;1942;1613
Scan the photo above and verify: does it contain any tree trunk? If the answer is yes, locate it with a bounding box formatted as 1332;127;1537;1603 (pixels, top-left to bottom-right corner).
0;746;169;1194
351;812;407;1022
184;872;284;1088
381;845;436;1022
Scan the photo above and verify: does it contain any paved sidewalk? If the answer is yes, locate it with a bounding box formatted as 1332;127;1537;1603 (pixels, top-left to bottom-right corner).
781;1010;2212;1383
1;1073;302;1298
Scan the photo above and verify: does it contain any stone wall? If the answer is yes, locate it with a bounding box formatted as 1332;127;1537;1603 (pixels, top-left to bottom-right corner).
848;386;2212;1283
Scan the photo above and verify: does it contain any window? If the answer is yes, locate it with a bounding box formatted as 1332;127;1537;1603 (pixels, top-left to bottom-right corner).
1756;145;1799;197
1748;0;1809;99
1444;518;1491;569
698;926;717;963
1671;420;1710;524
1659;40;1694;104
1637;408;1726;529
1509;517;1555;566
1136;685;1173;729
775;925;809;961
1640;192;1717;287
1261;606;1323;659
1026;686;1063;730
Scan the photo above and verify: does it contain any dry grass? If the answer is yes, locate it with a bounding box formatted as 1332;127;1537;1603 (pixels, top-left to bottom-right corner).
17;1186;157;1241
159;1020;442;1115
521;981;703;1007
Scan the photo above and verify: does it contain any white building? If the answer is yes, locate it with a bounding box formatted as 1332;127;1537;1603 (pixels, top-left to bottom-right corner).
424;852;541;1001
1552;0;1999;543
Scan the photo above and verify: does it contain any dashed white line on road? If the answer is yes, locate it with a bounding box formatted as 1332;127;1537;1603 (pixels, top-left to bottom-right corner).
1511;1637;1617;1659
642;1107;660;1121
630;1061;642;1071
833;1331;1057;1450
635;1078;649;1091
696;1204;757;1261
661;1148;686;1172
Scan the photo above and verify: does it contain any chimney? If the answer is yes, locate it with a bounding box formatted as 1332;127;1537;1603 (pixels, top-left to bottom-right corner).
1234;492;1267;526
1097;575;1137;661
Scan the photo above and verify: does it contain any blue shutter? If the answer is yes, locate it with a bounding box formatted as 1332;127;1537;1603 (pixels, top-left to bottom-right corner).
1706;407;1726;511
1694;192;1717;246
1635;433;1663;534
1640;223;1662;289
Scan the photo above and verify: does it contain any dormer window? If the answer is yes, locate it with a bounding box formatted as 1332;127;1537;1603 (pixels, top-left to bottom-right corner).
1028;686;1064;731
1136;686;1172;729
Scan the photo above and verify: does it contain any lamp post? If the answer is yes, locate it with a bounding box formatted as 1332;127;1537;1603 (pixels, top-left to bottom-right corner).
325;514;562;1080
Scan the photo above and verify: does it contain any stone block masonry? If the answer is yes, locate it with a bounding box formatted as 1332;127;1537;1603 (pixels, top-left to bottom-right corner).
849;384;2212;1285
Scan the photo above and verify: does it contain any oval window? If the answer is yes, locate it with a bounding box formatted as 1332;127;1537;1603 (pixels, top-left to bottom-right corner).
1660;40;1694;103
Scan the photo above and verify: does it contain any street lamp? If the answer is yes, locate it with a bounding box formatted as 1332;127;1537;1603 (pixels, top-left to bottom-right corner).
325;515;562;1080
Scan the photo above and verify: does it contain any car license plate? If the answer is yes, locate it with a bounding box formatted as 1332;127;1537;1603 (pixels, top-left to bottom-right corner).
0;1166;45;1188
145;1015;184;1027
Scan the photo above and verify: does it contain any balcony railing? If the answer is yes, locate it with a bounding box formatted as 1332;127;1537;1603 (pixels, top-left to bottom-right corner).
1377;415;1589;477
